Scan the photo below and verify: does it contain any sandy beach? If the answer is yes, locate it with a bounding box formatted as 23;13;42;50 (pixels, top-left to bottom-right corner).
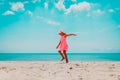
0;61;120;80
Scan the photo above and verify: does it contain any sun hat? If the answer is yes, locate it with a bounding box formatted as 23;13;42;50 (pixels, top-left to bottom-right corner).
59;29;64;33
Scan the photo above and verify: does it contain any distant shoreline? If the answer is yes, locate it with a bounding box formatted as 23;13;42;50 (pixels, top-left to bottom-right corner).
0;53;120;61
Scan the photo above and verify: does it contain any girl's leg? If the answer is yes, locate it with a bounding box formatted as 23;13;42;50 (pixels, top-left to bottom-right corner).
58;50;65;61
63;50;68;63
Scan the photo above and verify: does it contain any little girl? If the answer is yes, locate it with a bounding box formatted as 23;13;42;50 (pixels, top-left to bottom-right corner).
56;30;77;63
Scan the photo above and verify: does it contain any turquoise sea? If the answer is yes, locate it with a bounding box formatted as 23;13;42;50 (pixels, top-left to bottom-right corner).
0;53;120;61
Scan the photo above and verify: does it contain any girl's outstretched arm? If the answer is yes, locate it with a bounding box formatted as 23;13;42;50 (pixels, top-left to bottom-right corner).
66;34;77;37
56;40;61;49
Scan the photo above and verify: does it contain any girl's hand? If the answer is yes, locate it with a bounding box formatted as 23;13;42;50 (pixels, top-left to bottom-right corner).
56;46;59;49
73;34;77;36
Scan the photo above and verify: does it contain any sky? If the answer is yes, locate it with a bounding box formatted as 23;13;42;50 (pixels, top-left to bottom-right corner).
0;0;120;53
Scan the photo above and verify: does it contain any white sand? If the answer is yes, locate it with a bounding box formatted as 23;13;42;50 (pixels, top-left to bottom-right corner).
0;61;120;80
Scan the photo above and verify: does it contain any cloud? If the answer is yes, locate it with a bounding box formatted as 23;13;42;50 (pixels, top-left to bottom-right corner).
55;0;91;14
10;2;25;11
55;0;66;11
44;2;48;9
36;16;44;19
93;9;104;14
55;0;106;15
2;10;14;15
65;1;90;14
36;16;60;26
71;0;76;2
27;10;33;16
23;1;29;4
108;9;114;13
47;20;60;26
32;0;37;3
32;0;41;3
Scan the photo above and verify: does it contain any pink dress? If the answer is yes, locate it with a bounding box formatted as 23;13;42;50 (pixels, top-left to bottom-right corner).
58;35;68;51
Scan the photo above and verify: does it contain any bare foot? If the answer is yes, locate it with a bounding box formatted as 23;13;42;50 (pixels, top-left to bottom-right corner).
60;57;65;61
66;61;69;63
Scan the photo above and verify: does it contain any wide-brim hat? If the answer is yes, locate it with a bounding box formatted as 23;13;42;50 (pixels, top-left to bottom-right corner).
59;29;64;33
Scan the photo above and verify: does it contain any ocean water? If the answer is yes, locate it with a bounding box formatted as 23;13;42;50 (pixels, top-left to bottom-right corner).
0;53;120;61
